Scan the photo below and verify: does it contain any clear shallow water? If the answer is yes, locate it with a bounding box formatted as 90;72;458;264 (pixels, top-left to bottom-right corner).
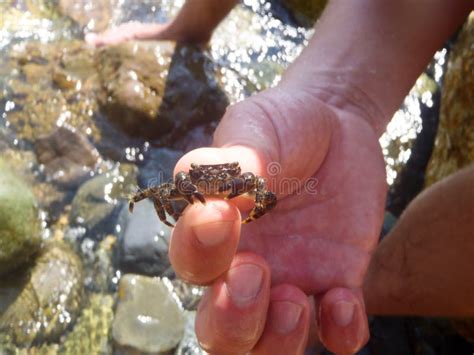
0;0;440;351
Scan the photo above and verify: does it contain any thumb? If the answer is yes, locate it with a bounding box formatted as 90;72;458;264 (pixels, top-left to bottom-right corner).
175;88;334;196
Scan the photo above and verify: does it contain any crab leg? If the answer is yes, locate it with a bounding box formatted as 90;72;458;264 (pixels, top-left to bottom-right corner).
164;199;182;224
129;186;159;212
151;196;175;228
242;177;277;224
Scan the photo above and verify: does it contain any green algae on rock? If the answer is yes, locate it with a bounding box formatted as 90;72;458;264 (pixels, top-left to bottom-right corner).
62;293;114;354
0;158;41;276
96;41;229;140
0;241;84;347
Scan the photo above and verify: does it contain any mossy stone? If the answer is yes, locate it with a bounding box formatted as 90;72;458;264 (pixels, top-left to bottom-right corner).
0;158;41;276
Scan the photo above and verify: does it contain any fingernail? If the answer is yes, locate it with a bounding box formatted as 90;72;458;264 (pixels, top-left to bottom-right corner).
331;301;355;327
226;264;264;307
192;220;234;246
269;301;303;335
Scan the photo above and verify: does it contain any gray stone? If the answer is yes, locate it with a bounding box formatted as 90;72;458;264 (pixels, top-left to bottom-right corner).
171;124;214;154
138;148;183;188
171;279;204;311
0;158;41;276
69;164;137;238
117;199;172;276
112;274;185;353
175;312;204;355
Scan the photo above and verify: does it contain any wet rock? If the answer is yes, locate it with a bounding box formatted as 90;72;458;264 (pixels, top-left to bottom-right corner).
34;126;100;188
380;211;397;239
452;318;474;342
59;0;117;32
96;41;229;140
0;241;84;347
91;235;117;292
171;279;204;311
3;41;102;143
112;274;185;353
367;317;412;355
117;200;172;276
171;124;215;153
0;158;41;276
425;14;474;187
62;293;114;353
69;164;137;238
176;312;204;355
80;235;117;293
277;0;328;27
138;147;183;188
33;181;69;222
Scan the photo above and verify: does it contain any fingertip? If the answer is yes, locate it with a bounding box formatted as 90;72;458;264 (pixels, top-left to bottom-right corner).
253;284;310;355
317;288;369;354
173;146;268;180
84;33;102;47
169;199;240;284
196;253;271;353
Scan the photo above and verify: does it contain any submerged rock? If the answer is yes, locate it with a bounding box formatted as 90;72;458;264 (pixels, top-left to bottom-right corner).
176;312;204;355
278;0;328;27
117;199;172;276
4;41;101;143
62;293;114;354
34;126;100;188
58;0;117;32
96;41;229;140
0;241;84;347
171;124;215;154
171;279;204;311
69;164;137;238
0;158;41;276
112;274;185;353
138;147;183;188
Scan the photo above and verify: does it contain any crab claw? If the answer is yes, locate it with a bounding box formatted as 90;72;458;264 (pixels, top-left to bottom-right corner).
194;192;206;204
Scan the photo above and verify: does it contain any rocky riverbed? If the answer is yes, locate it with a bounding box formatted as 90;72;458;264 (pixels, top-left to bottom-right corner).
1;0;472;354
0;0;310;353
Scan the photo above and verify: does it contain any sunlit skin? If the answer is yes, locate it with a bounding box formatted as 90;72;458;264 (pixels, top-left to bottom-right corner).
88;0;473;353
169;88;386;353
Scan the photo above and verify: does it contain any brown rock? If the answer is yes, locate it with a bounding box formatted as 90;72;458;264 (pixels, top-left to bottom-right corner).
34;126;100;187
96;41;229;140
425;14;474;186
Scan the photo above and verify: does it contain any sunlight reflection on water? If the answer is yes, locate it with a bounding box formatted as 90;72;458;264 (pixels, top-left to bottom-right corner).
0;0;441;189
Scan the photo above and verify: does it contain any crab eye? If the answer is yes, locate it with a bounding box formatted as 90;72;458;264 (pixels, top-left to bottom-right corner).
190;169;202;180
175;172;187;182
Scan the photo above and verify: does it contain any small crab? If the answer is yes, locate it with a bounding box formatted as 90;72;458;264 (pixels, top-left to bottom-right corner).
129;162;277;227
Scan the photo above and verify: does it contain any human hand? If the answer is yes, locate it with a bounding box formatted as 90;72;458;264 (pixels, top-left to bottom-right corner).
170;85;387;354
85;22;175;47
